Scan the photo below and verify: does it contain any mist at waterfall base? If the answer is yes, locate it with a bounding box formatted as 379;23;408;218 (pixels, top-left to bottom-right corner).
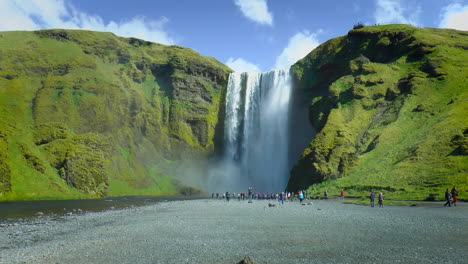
169;69;314;195
207;69;297;193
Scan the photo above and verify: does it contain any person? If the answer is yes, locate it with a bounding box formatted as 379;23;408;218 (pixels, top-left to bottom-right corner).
444;189;451;207
279;192;285;205
226;192;230;202
378;192;384;208
298;191;304;203
248;187;253;200
324;191;328;200
451;187;458;207
340;189;345;200
370;191;376;207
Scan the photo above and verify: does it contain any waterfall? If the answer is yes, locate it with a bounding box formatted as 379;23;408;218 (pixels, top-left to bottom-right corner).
223;69;292;192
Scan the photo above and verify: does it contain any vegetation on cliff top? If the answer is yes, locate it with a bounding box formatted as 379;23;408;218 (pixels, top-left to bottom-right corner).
0;29;231;201
287;25;468;201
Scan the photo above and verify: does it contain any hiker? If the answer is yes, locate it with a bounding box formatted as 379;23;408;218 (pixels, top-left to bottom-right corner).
298;191;304;203
340;189;345;200
451;187;458;207
279;192;285;205
324;191;328;200
378;192;384;208
370;191;376;207
444;189;451;207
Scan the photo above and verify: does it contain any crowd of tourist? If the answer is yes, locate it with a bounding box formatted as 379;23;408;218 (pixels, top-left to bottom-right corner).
211;186;461;208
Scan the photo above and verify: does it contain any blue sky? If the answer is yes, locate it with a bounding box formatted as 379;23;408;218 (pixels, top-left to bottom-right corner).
1;0;467;72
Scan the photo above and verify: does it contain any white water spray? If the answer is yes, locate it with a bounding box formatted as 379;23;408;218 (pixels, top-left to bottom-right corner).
221;69;292;192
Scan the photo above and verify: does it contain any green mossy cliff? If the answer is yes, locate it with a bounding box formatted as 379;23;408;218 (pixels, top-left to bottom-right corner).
0;30;231;201
287;25;468;200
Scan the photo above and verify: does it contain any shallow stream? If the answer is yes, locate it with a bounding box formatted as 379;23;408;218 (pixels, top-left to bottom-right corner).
0;196;185;223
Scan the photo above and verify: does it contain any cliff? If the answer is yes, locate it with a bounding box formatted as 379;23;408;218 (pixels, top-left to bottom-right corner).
287;25;468;200
0;29;231;201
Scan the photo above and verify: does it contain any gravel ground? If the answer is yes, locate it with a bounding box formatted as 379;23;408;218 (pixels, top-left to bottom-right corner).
1;199;467;264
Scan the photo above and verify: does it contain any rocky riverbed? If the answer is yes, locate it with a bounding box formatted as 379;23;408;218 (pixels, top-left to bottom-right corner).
1;199;467;263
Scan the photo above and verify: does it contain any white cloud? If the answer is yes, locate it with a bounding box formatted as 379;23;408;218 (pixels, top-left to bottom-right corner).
274;31;320;69
225;57;262;72
0;0;176;45
374;0;420;26
234;0;273;26
439;3;468;31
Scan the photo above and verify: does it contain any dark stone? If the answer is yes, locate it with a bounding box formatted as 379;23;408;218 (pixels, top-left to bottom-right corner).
450;132;468;156
363;135;380;153
128;37;153;47
35;30;71;41
412;104;426;112
422;59;447;77
238;256;256;264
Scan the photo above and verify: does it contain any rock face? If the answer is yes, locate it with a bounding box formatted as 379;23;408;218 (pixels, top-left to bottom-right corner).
0;29;231;200
287;25;468;200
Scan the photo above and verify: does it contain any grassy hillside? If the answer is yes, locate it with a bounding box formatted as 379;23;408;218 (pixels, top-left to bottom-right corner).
0;29;231;201
287;25;468;201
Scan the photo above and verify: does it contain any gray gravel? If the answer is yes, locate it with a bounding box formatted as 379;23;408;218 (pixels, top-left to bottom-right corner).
1;199;467;264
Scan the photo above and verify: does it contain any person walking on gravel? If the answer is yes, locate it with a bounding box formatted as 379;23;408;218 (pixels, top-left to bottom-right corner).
279;192;285;205
340;189;345;200
451;187;458;207
444;189;452;207
378;192;384;208
298;191;304;203
370;191;376;207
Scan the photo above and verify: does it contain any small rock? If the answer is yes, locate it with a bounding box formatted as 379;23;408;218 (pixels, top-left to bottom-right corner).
238;256;256;264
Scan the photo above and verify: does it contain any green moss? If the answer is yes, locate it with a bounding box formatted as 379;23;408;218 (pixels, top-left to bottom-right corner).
33;122;69;145
0;29;232;201
0;132;11;194
377;37;391;47
288;25;468;201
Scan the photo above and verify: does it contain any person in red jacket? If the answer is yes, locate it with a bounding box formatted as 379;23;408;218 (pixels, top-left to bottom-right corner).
451;187;458;206
340;189;345;200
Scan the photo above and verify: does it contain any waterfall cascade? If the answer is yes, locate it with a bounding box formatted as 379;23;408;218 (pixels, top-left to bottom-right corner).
223;69;292;192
